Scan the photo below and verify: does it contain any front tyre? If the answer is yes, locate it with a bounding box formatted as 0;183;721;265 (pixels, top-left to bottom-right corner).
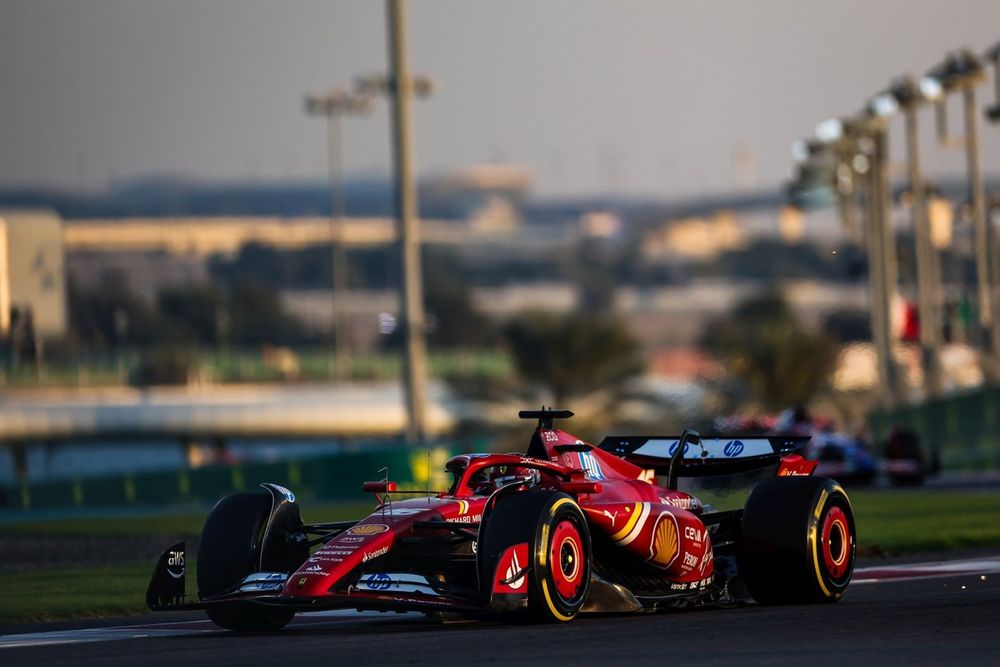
479;490;591;622
739;477;855;604
197;492;294;631
206;605;294;632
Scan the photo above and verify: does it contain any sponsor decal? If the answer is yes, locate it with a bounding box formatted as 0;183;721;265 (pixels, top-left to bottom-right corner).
684;526;701;542
454;500;470;515
310;554;347;563
362;546;389;563
238;572;288;592
337;535;365;543
667;441;689;457
661;496;700;512
543;431;559;443
298;577;308;586
602;509;619;527
347;523;390;536
166;550;185;579
241;581;283;592
683;553;698;568
358;573;441;596
698;542;713;576
363;573;393;591
447;513;482;524
650;513;680;567
723;440;745;458
669;576;713;592
578;452;606;480
304;564;329;575
505;548;526;590
381;507;425;517
611;502;650;546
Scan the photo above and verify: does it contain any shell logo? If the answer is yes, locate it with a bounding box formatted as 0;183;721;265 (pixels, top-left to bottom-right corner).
650;514;679;567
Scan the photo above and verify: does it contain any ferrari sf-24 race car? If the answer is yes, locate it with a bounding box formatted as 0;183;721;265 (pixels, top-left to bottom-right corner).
147;409;857;629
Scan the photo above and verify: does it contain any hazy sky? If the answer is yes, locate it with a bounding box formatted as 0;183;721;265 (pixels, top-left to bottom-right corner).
2;0;1000;198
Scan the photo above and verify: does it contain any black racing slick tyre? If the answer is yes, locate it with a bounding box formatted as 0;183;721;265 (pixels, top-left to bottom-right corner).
479;490;591;623
197;492;293;631
738;476;856;604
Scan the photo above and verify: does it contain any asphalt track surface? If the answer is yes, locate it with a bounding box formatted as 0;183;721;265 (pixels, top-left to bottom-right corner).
3;557;1000;667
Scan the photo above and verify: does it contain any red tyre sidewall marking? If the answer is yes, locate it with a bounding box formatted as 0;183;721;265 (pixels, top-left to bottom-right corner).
550;519;584;600
821;505;850;580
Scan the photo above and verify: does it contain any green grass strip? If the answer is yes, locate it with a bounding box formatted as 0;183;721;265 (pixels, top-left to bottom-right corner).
850;489;1000;556
1;563;153;624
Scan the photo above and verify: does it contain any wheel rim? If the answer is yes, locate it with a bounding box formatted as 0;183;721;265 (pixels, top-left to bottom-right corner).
820;505;851;581
549;518;585;601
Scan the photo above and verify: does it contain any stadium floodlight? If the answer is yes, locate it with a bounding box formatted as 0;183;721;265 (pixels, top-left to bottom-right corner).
925;48;985;90
918;76;944;102
354;74;436;98
791;139;810;162
815;118;845;143
869;92;899;118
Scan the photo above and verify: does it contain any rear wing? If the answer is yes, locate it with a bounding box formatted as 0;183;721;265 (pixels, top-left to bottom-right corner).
598;432;810;484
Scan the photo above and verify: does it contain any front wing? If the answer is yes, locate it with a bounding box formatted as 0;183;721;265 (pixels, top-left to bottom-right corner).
146;542;489;616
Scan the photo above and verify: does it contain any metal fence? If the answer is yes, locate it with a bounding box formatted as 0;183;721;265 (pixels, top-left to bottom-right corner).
869;386;1000;470
0;445;460;511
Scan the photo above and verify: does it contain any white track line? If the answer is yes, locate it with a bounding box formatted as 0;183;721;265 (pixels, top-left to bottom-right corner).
0;609;407;649
852;556;1000;584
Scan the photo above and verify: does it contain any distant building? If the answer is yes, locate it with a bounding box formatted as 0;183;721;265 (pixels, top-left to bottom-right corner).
642;211;747;260
0;209;67;338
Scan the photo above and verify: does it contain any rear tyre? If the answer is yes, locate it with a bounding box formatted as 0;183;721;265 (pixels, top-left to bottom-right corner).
197;492;294;631
479;490;591;622
738;477;855;604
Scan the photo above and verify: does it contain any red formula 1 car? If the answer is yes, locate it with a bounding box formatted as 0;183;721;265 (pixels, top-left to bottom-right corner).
147;409;856;630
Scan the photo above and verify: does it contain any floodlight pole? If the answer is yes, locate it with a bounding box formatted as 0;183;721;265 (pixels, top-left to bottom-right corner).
867;126;901;405
387;0;429;445
962;80;1000;377
326;111;350;380
833;146;861;244
962;81;1000;380
901;90;944;398
305;90;373;381
930;50;999;380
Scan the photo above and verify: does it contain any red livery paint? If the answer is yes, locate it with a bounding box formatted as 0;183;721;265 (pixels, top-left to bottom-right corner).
146;408;856;629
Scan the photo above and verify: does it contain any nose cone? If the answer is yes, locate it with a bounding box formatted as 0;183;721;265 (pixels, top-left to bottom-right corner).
283;521;394;597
